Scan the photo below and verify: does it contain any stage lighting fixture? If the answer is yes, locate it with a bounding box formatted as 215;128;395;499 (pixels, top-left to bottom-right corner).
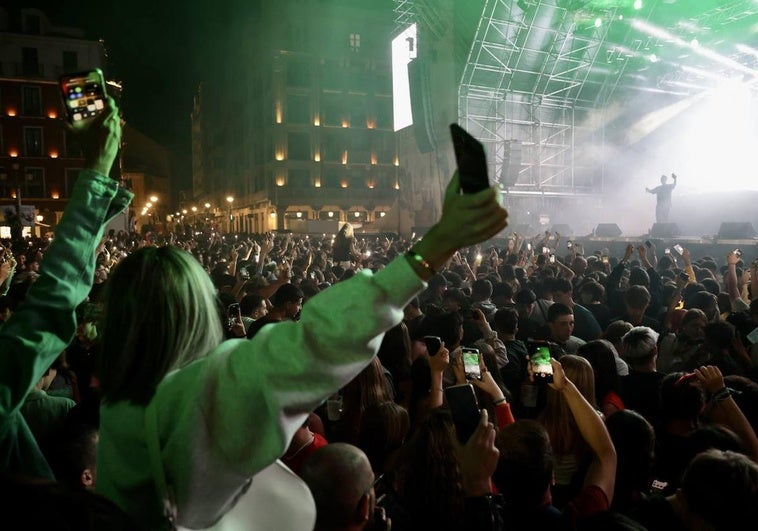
634;0;643;10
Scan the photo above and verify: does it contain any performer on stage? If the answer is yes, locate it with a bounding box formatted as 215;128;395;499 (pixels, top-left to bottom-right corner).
646;173;677;223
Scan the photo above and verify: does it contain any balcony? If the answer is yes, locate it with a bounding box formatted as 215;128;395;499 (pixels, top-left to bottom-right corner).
272;186;398;206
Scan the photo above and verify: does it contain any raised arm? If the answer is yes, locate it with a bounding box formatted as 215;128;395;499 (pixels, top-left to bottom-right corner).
0;98;127;422
185;172;509;476
549;358;617;502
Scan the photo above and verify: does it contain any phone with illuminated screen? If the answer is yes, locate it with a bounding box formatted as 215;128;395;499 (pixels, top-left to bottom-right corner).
60;69;108;128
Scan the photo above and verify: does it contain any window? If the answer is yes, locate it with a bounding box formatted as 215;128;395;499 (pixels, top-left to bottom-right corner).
24;14;41;34
0;167;8;197
64;130;83;158
65;168;82;197
286;94;309;124
322;92;343;127
286;57;310;88
349;33;361;52
23;168;45;198
288;168;310;188
287;132;310;161
21;86;42;116
23;127;43;156
21;47;40;76
62;50;78;72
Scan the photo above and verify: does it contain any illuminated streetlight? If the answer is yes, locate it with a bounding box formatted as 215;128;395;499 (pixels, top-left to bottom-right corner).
182;209;188;214
226;196;234;233
191;206;197;212
204;202;211;209
146;202;152;208
150;195;158;203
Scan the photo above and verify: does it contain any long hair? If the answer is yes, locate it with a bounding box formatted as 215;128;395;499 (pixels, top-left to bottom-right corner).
358;401;409;474
337;357;392;444
538;354;597;457
577;339;622;405
98;246;224;405
396;409;464;531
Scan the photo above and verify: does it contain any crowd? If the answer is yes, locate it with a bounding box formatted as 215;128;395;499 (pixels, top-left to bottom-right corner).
2;98;758;531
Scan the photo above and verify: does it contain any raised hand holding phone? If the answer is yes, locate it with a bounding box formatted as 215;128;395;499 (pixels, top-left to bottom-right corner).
450;123;490;194
60;69;108;128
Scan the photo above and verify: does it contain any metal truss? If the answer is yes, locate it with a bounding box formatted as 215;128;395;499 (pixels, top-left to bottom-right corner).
459;0;620;197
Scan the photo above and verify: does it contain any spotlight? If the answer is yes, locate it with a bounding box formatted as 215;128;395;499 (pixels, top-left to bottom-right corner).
633;0;643;10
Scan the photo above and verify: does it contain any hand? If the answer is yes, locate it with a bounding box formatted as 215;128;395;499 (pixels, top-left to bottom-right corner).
636;245;647;259
459;409;498;496
694;365;724;395
471;367;505;402
79;96;122;177
427;344;450;373
424;172;508;255
623;244;634;262
727;251;740;266
450;348;466;384
547;358;568;392
672;173;677;180
681;248;691;264
471;308;490;331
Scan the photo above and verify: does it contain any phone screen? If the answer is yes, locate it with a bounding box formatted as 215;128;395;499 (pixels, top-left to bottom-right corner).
444;383;480;444
227;303;240;320
673;244;684;255
450;123;490;194
60;69;107;126
549;255;556;264
529;343;553;383
462;348;481;380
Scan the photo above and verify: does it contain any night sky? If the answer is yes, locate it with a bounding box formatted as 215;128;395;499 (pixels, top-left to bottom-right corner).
6;0;250;193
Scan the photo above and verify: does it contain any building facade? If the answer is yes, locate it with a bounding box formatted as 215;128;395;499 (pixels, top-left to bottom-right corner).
191;0;401;233
0;7;110;235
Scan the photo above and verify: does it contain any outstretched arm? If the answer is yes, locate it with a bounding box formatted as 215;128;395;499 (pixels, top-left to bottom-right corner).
549;358;617;502
0;98;128;422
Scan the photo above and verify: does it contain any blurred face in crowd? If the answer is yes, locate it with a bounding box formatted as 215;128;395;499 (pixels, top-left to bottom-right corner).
682;317;707;341
252;299;268;320
549;313;575;343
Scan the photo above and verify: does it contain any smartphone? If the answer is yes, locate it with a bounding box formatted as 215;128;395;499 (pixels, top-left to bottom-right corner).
423;335;442;356
450;123;490;194
601;256;609;264
567;241;573;249
461;347;481;380
60;69;108;127
734;248;743;258
664;248;671;255
542;246;550;255
444;383;480;444
527;243;532;251
645;240;652;248
528;341;553;383
673;244;684;255
549;255;556;264
227;303;240;320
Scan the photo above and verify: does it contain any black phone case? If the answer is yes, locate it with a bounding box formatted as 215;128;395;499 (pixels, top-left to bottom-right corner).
444;383;480;444
450;123;490;194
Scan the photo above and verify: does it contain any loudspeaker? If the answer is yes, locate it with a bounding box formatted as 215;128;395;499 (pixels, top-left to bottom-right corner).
595;223;622;237
650;222;680;238
408;58;437;153
718;222;756;239
551;224;573;236
500;140;523;187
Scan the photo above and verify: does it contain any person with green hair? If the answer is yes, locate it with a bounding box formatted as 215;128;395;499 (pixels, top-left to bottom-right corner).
90;162;508;525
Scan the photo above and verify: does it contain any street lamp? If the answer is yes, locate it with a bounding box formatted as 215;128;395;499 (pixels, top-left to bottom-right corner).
150;195;158;203
226;196;234;233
